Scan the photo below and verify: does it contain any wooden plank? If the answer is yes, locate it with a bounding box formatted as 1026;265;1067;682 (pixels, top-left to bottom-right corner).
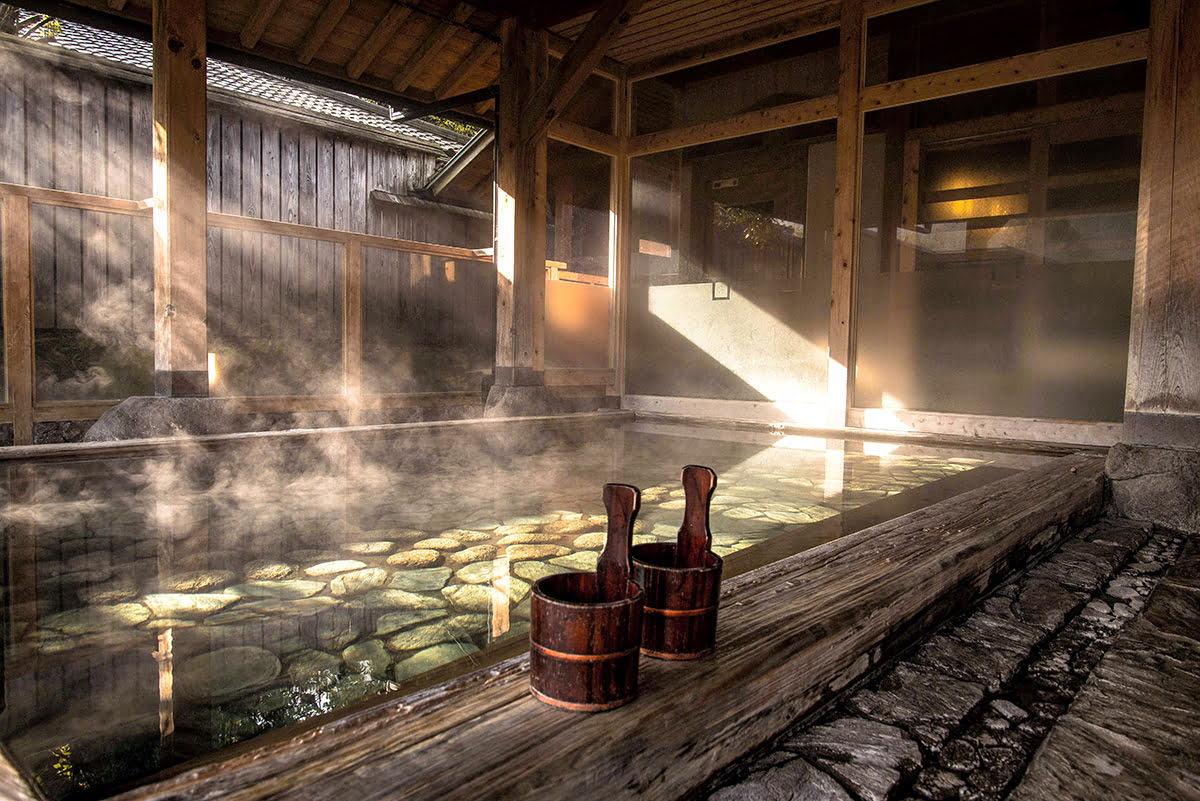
548;119;620;155
609;75;630;396
25;71;54;331
433;37;494;98
105;455;1104;801
342;241;363;404
152;0;210;397
239;0;286;48
242;118;263;338
627;94;837;156
345;4;413;80
2;196;34;445
297;0;351;64
296;131;318;328
627;1;839;80
391;2;473;92
0;60;25;185
827;0;863;428
316;135;337;345
861;31;1149;113
520;0;643;145
262;124;282;336
897;135;919;272
32;399;121;421
105;81;134;328
0;183;150;214
220;115;242;338
911;92;1144;145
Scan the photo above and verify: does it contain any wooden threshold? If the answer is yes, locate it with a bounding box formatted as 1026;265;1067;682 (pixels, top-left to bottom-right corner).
91;454;1103;801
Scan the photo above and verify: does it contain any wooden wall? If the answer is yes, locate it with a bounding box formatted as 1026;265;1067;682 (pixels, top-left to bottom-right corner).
0;42;494;398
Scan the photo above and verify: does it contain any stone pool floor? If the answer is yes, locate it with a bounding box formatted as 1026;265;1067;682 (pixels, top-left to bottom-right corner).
698;515;1200;801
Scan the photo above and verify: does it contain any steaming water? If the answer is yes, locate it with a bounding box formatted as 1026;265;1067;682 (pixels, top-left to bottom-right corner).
1;416;990;799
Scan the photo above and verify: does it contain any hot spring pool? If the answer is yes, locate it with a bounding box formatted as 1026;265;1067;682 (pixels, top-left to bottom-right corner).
0;414;1034;799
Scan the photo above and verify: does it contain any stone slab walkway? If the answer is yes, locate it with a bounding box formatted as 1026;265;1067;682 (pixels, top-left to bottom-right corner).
696;517;1196;801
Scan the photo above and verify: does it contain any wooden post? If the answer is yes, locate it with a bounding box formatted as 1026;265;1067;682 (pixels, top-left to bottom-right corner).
1124;0;1200;447
343;239;363;421
1;195;34;445
610;75;632;398
152;0;209;397
828;0;865;427
493;19;548;387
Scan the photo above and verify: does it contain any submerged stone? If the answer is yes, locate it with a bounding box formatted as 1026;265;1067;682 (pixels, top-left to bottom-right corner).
287;649;342;689
570;532;607;550
505;544;570;562
385;622;464;652
224;580;326;600
389;567;453;592
77;580;140;606
512;561;563;583
374;608;448;637
439;529;491;543
342;541;395;556
239;596;340;616
343;639;392;679
386;550;442;568
412;538;462;552
305;560;368;577
243;560;298;581
455;561;498;584
493;524;540;537
544;518;601;536
143;593;237;619
288;550;341;564
329;568;389;596
314;609;361;651
445;545;499;567
177;646;281;702
496;531;559;546
392;641;480;682
550;552;599;571
161;570;238;593
43;602;153;635
360;588;448;610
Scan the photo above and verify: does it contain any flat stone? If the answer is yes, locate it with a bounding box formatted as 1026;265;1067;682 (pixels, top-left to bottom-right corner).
385;622;464;652
496;532;559;546
571;532;607;550
386;550;442;568
305;560;368;577
784;717;922;775
392;642;480;682
360;589;448;610
847;663;985;749
142;618;196;630
439;529;492;543
239;596;340;616
329;568;389;596
493;524;540;536
544;519;601;536
505;544;570;562
1027;540;1128;594
288;550;341;564
550;552;599;571
512;561;564;583
287;649;342;689
412;538;463;552
910;631;1027;693
341;541;395;556
314;608;360;651
243;560;297;581
455;561;499;584
441;584;495;612
374;608;448;636
445;545;499;567
388;567;453;592
912;767;967;801
177;646;281;702
343;640;393;679
204;608;266;626
1012;578;1088;633
77;580;141;605
710;757;852;801
41;602;154;637
223;580;326;600
143;593;236;619
161;569;237;593
940;740;980;772
990;699;1029;722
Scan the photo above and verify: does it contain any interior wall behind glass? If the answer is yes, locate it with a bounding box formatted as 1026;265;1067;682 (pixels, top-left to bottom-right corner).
853;67;1143;421
627;125;835;403
545;142;611;369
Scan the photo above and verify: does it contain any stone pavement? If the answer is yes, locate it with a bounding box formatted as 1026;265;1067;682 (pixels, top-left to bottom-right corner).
697;517;1197;801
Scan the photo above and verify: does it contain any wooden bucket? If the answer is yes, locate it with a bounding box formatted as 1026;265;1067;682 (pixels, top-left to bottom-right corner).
529;573;644;711
631;543;722;659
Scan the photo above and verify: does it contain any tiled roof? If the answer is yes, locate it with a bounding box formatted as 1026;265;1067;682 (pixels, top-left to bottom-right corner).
42;19;468;154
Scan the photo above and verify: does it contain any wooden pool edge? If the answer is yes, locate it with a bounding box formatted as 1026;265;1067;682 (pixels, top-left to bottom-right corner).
19;454;1095;801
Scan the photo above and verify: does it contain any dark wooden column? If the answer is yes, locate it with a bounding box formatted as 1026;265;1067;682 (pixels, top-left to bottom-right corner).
492;17;548;389
152;0;209;397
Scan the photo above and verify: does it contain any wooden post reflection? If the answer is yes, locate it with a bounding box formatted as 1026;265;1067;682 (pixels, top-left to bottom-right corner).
823;439;846;503
153;628;175;751
490;550;511;639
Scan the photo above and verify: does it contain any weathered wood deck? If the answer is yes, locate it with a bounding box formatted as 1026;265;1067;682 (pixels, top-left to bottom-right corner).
38;453;1102;801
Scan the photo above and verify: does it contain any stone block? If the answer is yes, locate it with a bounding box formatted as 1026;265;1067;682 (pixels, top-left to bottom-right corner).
1107;443;1200;533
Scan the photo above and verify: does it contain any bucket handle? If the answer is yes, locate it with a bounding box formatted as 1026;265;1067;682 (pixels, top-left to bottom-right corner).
677;465;717;568
598;483;640;602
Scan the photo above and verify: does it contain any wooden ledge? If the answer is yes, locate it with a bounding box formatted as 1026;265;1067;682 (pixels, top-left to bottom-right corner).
104;454;1105;801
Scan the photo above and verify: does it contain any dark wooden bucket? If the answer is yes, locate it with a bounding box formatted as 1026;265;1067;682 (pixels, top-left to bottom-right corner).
631;542;722;659
529;572;644;711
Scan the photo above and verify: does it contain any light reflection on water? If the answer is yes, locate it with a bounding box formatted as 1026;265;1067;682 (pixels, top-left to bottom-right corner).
1;418;985;799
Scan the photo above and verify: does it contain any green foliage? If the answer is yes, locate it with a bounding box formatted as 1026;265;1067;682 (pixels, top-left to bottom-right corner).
0;5;61;41
713;203;781;251
427;115;482;137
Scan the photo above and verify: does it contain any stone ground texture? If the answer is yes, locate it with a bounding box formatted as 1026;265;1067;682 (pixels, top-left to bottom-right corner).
700;517;1196;801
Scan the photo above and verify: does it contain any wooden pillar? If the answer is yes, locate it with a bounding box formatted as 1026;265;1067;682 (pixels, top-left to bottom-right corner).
1124;0;1200;447
828;0;865;427
1;195;34;445
343;240;363;421
152;0;209;397
493;18;548;387
610;75;632;398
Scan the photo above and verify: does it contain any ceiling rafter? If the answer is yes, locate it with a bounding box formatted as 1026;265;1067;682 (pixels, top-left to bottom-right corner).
239;0;285;48
345;3;413;80
392;2;475;92
296;0;350;65
434;37;495;98
520;0;642;143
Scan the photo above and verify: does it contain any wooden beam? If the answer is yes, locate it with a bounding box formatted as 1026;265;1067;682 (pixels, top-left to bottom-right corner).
520;0;643;144
342;241;363;420
609;74;630;396
107;0;129;9
152;0;209;398
296;0;350;65
909;92;1144;144
345;4;412;80
239;0;285;48
862;0;939;17
434;38;494;98
546;29;622;79
548;119;621;155
32;400;121;422
861;31;1149;112
828;0;864;428
628;3;839;81
627;94;837;156
392;3;474;92
2;195;34;445
0;182;151;214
